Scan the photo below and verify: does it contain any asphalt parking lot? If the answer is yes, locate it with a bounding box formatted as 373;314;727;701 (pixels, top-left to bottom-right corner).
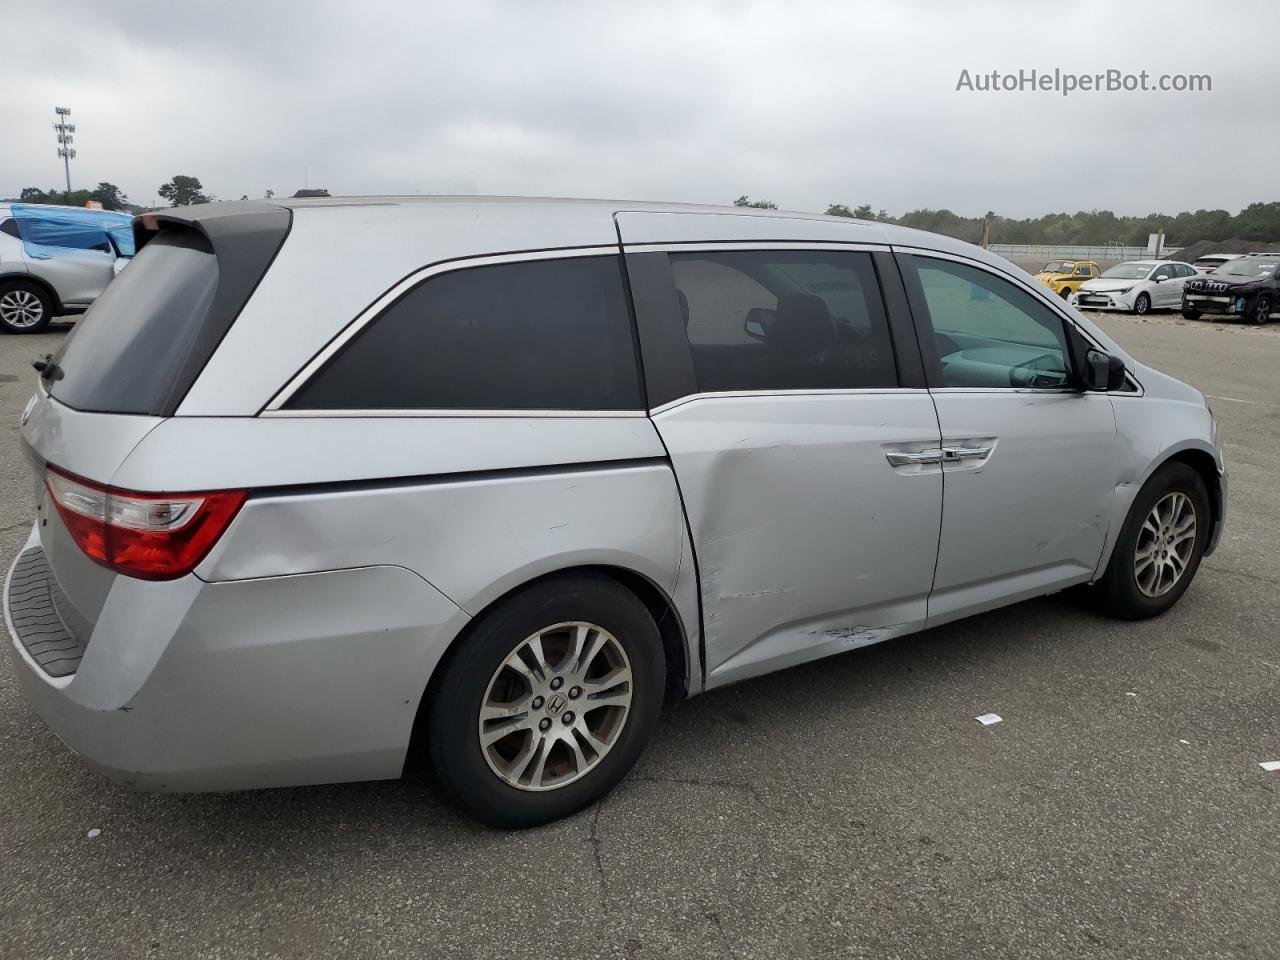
1;312;1277;960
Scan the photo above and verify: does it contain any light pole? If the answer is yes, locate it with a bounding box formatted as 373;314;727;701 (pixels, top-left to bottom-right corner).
53;106;76;203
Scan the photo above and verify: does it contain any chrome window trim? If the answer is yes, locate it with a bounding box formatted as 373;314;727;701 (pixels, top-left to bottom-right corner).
649;388;928;417
624;240;889;254
263;246;628;414
634;240;904;412
892;244;1147;397
260;408;648;420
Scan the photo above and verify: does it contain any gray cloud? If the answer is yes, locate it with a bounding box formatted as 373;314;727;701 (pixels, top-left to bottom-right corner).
2;0;1274;217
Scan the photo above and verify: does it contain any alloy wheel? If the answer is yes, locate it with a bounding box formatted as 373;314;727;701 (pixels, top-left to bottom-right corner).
478;621;633;791
1134;294;1150;316
1253;296;1271;325
0;289;45;328
1133;491;1197;598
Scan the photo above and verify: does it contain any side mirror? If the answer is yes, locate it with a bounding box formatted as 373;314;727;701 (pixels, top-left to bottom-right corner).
1082;348;1127;391
1153;275;1166;283
743;307;774;341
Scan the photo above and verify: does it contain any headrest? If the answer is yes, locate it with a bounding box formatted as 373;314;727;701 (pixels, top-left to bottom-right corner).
772;294;836;359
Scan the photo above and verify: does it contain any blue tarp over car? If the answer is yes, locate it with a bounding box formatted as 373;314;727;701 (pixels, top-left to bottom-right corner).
9;204;134;259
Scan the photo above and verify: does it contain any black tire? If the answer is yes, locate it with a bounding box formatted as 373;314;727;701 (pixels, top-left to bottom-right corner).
0;279;53;334
1059;286;1071;300
1250;294;1271;325
1132;292;1151;316
425;574;665;828
1181;305;1200;320
1095;462;1211;620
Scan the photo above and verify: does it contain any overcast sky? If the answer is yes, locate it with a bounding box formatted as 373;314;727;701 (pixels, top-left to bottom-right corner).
2;0;1275;218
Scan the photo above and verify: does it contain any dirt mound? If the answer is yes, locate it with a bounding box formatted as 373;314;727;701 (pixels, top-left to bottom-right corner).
1174;238;1273;263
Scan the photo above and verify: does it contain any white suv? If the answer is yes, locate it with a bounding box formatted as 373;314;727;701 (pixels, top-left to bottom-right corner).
0;203;134;333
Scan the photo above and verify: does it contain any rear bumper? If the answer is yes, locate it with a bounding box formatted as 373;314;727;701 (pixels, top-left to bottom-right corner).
5;529;467;791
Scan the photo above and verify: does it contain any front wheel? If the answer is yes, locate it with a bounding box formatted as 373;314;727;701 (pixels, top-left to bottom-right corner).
425;574;665;828
1095;462;1210;620
1059;286;1072;300
1181;305;1201;320
1250;295;1272;325
1132;292;1151;316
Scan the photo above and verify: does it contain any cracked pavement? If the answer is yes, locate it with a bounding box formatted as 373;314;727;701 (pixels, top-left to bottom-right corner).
1;312;1277;959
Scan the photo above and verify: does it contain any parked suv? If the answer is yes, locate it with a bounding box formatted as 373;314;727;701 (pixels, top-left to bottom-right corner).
0;203;134;333
5;198;1226;827
1182;253;1279;324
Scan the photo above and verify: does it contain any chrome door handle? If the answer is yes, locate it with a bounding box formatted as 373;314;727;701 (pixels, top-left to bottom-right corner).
885;448;943;466
936;445;993;463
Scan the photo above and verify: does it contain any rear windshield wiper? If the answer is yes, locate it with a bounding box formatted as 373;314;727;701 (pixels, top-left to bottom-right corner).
32;354;63;381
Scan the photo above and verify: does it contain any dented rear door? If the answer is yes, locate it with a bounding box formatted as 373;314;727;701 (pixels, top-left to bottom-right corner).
618;213;943;688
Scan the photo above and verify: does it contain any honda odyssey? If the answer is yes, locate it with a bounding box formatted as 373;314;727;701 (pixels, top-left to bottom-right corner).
5;197;1226;827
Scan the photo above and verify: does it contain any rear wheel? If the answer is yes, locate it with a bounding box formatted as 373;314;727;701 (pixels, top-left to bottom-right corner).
1096;462;1210;619
1132;292;1151;316
1250;295;1272;325
0;280;53;333
425;574;665;828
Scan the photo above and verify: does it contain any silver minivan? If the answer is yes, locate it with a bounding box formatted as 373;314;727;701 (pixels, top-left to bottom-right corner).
4;198;1226;826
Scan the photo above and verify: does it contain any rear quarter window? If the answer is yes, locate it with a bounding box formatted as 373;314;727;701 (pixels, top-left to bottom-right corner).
286;255;643;411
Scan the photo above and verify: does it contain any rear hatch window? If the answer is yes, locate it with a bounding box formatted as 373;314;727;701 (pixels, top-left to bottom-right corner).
43;204;291;417
48;232;218;414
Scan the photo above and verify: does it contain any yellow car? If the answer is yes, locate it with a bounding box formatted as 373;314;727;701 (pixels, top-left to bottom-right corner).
1035;260;1100;299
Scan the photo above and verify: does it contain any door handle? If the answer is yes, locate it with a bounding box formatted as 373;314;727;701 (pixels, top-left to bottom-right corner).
885;448;943;466
941;446;991;461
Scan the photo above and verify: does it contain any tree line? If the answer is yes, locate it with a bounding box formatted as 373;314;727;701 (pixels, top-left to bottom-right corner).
9;175;269;212
734;196;1280;246
8;181;1279;245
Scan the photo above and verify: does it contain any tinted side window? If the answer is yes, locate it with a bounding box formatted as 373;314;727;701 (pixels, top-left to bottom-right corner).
668;250;897;392
289;256;642;411
909;256;1071;390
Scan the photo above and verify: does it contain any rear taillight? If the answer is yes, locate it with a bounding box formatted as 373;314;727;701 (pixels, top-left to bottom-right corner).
45;466;247;580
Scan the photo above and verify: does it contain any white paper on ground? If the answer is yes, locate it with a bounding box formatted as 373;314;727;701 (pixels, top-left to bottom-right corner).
1260;760;1280;772
976;713;1003;726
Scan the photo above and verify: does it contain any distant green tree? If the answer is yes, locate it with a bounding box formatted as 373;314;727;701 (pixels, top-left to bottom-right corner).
264;188;275;199
852;203;890;221
733;195;778;209
158;175;210;207
16;186;96;206
88;182;128;211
